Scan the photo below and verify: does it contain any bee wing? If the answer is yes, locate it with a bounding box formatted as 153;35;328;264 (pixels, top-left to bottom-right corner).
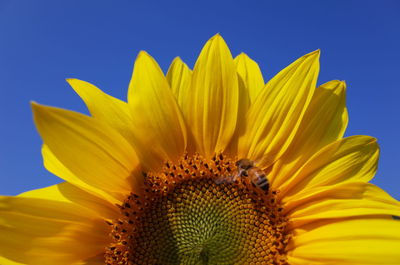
214;175;236;184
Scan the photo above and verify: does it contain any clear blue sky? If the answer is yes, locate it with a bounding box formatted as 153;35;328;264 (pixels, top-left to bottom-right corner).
0;0;399;199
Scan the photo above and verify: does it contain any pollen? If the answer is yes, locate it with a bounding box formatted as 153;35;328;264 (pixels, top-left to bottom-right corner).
104;154;291;265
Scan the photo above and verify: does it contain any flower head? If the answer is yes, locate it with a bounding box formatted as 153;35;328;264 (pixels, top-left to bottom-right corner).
1;34;399;264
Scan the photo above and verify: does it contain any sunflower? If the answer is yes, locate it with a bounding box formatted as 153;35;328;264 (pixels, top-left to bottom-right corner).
1;34;399;265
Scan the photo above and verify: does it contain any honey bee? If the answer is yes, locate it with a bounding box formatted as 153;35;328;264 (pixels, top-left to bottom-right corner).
235;158;269;192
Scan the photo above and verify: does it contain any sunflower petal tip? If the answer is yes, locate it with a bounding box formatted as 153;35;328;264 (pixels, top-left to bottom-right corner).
237;52;247;58
309;49;321;58
137;50;150;60
134;51;158;71
360;135;379;145
209;33;227;46
65;78;75;83
213;32;222;38
171;56;182;64
322;80;347;91
31;101;46;111
31;101;45;119
65;78;83;87
338;80;347;90
30;100;39;107
199;34;232;62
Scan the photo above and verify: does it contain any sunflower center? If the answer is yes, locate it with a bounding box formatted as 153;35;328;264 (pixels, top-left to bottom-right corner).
105;154;291;265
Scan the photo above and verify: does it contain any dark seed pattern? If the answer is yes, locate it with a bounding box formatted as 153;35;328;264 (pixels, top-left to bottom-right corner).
105;154;291;265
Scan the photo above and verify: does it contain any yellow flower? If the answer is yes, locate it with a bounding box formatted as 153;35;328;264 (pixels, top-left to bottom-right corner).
1;34;400;265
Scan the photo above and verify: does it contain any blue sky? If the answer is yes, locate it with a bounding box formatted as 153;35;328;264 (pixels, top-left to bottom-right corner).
0;0;399;199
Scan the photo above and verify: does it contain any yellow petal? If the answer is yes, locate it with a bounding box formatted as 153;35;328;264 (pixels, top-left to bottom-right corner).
166;57;192;110
66;79;135;142
281;135;379;198
224;71;251;157
234;53;264;103
32;103;140;198
271;80;348;188
285;182;400;227
181;34;239;157
288;217;400;264
128;51;187;169
0;194;109;264
238;50;320;167
19;182;119;220
0;256;23;265
79;255;104;265
42;145;124;204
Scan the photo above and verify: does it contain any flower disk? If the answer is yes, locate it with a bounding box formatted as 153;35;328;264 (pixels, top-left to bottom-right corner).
105;154;290;265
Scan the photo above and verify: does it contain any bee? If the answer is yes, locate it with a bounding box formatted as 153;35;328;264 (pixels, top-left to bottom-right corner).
235;158;269;192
